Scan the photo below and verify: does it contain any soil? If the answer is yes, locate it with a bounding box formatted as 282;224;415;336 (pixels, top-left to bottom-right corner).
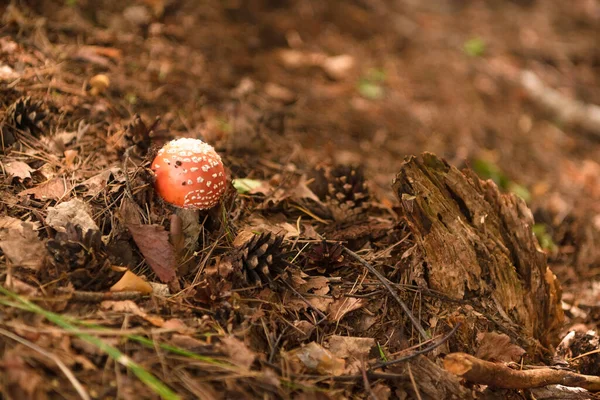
1;1;599;399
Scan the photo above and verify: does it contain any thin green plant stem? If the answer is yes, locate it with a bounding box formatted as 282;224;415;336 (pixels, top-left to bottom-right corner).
0;286;181;400
0;297;240;371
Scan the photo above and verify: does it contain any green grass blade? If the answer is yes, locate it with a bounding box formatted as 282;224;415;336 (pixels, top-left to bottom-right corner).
0;286;181;400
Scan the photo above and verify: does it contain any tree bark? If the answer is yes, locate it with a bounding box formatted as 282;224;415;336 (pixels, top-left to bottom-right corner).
393;153;563;355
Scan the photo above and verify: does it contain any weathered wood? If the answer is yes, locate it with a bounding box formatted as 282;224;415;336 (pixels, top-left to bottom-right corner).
393;153;563;354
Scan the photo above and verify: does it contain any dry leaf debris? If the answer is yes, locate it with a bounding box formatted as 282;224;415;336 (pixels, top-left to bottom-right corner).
0;2;598;399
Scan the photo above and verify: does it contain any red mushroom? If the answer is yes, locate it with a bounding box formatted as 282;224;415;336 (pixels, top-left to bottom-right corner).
151;138;226;209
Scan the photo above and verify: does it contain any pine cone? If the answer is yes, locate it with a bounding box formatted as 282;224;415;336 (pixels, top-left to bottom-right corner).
233;232;287;285
312;164;370;221
305;240;345;274
45;224;124;290
4;96;46;136
122;114;156;158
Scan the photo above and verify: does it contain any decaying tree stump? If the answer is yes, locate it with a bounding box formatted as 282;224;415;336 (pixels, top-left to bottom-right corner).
393;153;564;356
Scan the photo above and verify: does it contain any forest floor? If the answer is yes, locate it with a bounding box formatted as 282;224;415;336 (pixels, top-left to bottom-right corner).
1;1;600;399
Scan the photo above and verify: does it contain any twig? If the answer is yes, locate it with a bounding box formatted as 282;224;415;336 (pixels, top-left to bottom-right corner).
444;352;600;391
407;363;423;400
519;70;600;137
268;326;290;363
361;359;377;400
55;289;147;302
340;245;430;340
370;323;461;370
0;327;91;400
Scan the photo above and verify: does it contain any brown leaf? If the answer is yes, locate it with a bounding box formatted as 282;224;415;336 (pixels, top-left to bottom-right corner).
328;297;365;322
101;300;165;327
110;270;153;294
78;167;121;197
19;178;71;200
0;350;47;400
372;383;391;400
298;276;330;296
0;217;46;270
476;332;526;362
287;342;345;376
1;160;33;181
219;336;256;369
126;223;176;282
327;335;375;360
72;45;122;67
45;198;98;233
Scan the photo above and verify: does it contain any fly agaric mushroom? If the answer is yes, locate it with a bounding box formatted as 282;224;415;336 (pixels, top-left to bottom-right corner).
151;138;226;209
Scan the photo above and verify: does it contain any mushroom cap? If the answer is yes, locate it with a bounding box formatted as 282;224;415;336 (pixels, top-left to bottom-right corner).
151;138;226;209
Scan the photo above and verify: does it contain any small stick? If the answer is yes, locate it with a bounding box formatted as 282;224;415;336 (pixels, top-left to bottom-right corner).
407;363;423;400
55;289;147;302
370;323;460;370
444;352;600;391
361;359;377;400
341;245;430;340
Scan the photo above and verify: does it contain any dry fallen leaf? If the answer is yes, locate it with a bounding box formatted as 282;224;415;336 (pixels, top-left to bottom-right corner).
298;276;330;296
288;342;345;376
78;167;122;197
127;223;176;282
110;270;153;294
327;335;375;374
0;217;46;270
45;198;98;233
219;336;256;369
327;335;375;360
63;149;78;168
475;332;526;362
19;177;70;200
101;300;164;327
328;297;365;322
73;45;122;67
0;350;45;400
372;383;392;400
1;160;33;181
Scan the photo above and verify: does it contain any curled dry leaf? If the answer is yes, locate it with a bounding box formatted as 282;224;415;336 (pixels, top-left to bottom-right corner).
219;336;256;369
328;335;375;374
45;198;98;233
19;177;71;201
63;149;78;168
0;217;46;270
1;160;33;181
372;384;392;400
101;300;164;327
73;45;122;67
328;297;365;322
327;335;375;360
150;282;170;297
476;332;526;363
78;167;122;197
110;270;153;294
126;223;177;282
287;341;345;376
297;276;330;296
0;350;45;400
174;208;202;254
